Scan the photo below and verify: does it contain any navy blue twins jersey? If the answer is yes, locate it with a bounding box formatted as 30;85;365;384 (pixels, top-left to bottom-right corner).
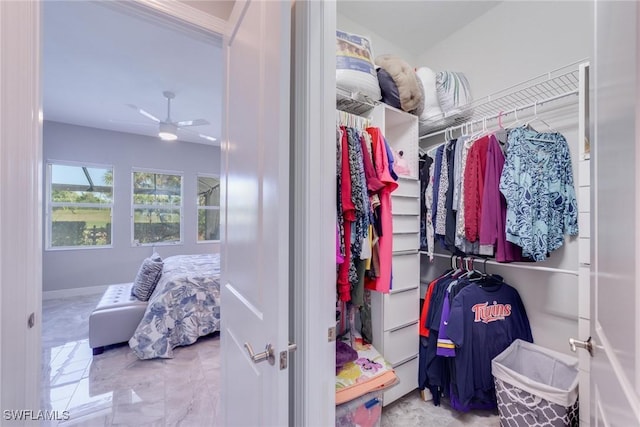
446;281;533;407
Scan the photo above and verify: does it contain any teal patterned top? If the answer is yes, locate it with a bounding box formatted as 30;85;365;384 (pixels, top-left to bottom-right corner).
499;127;578;261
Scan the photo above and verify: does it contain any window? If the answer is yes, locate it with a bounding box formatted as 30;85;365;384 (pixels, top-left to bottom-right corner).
132;170;183;245
197;175;220;242
47;162;113;249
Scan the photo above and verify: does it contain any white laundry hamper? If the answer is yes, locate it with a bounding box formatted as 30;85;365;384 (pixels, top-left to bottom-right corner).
491;339;579;427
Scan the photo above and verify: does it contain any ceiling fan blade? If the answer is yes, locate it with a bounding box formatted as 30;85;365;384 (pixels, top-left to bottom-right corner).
176;118;210;127
198;133;217;142
126;104;160;122
109;118;156;127
179;127;217;143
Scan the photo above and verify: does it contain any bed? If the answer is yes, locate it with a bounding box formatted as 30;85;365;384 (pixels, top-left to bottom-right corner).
128;253;221;359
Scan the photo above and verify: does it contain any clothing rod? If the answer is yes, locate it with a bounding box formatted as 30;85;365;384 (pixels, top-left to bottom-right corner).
422;252;579;276
419;88;579;140
336;109;371;128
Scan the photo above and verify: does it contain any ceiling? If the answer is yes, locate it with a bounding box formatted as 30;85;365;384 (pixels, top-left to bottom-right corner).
43;1;223;146
338;1;502;58
43;1;500;146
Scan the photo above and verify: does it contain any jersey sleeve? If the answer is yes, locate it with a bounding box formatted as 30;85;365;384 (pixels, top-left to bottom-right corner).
447;291;465;348
436;291;456;357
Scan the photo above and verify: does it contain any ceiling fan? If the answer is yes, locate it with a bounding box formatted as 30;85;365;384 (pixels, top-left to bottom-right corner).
127;91;216;142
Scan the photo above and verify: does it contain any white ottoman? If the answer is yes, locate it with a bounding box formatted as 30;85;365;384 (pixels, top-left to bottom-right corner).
89;283;148;355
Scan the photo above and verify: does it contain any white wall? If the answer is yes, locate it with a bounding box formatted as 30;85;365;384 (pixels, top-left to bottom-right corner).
337;12;416;64
415;1;593;356
415;1;593;99
42;121;220;292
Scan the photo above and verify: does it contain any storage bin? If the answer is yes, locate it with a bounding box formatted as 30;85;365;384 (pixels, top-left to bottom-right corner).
335;390;383;427
492;339;579;427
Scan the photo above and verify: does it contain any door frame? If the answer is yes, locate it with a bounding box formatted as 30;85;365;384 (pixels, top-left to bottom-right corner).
0;0;42;412
1;0;335;423
291;1;337;425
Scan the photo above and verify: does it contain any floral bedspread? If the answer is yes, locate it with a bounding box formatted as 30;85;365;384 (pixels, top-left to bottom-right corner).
129;253;220;359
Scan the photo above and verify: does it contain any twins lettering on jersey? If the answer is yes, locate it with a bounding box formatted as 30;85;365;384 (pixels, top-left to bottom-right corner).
472;301;512;323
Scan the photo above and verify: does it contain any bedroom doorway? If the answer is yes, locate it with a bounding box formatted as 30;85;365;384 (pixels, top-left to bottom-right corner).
1;0;336;423
38;1;227;424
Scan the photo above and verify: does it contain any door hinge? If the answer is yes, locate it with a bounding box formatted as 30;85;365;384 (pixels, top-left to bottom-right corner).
27;312;35;329
328;326;336;342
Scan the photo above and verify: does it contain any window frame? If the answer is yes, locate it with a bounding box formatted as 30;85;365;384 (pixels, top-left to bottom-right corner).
196;173;221;243
131;167;184;247
45;160;114;251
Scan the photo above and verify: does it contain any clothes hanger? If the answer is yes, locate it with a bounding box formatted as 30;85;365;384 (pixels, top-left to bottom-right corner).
468;116;493;142
524;101;557;142
506;106;530;130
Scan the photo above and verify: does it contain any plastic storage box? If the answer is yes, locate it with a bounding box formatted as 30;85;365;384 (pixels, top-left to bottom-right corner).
335;390;383;427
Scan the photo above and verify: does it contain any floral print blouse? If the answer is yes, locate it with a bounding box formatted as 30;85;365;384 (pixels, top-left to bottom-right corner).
499;126;578;261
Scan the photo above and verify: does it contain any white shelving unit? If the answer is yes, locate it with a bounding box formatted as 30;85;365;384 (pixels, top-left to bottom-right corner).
367;104;421;406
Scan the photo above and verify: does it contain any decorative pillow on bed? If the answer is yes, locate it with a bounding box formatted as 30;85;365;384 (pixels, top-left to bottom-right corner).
131;253;163;302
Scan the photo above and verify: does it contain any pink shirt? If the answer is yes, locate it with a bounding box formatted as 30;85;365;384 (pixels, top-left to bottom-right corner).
364;127;398;293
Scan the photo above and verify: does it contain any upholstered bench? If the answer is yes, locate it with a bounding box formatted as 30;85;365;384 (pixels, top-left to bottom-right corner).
89;283;148;355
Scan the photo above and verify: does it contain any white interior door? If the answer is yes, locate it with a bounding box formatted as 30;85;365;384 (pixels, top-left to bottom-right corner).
219;1;291;426
590;1;640;425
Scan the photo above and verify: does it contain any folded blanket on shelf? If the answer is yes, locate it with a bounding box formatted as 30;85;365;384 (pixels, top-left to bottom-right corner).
336;335;398;405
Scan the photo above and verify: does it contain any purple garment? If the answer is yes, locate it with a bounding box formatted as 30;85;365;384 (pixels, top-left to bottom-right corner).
383;137;398;181
436;288;456;357
450;391;497;412
479;135;523;262
336;341;358;374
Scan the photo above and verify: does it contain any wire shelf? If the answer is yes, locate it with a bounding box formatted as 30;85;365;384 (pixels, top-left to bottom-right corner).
336;86;379;117
419;61;587;139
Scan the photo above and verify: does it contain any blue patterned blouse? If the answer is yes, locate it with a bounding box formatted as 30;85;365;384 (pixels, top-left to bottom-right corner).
499;126;578;261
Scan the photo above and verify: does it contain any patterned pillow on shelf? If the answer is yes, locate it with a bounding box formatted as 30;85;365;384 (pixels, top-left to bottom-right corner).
436;71;473;119
131;253;163;301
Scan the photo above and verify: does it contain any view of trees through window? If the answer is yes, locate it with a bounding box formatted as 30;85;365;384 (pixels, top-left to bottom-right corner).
132;171;182;244
49;164;113;248
197;175;220;241
48;165;217;249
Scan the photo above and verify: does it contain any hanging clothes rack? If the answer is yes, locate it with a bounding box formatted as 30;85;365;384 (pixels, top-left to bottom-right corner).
420;60;588;140
424;252;579;276
336;109;371;129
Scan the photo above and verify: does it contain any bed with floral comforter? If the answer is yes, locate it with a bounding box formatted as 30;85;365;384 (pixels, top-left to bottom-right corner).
129;253;220;359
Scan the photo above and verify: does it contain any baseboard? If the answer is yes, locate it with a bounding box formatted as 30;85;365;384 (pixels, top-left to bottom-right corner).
43;284;109;300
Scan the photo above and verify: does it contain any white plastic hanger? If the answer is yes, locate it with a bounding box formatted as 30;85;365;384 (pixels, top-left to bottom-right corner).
525;101;557;142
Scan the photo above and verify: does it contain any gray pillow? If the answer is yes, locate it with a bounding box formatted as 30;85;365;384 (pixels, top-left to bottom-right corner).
131;254;163;301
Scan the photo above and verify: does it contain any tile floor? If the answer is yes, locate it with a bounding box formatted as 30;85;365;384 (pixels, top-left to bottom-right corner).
41;292;499;426
41;292;220;427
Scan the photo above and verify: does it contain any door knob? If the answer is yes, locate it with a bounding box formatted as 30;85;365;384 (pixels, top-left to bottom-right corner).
244;342;275;365
569;336;594;357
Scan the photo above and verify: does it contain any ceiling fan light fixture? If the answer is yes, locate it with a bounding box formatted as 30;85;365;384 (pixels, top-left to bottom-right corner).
158;122;178;141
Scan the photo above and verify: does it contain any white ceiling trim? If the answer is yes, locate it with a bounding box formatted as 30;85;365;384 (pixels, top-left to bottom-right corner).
123;0;227;37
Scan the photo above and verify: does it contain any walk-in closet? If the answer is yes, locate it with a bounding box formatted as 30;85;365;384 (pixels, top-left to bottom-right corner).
333;2;597;426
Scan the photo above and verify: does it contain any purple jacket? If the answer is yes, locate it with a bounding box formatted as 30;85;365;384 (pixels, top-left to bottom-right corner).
479;135;523;262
